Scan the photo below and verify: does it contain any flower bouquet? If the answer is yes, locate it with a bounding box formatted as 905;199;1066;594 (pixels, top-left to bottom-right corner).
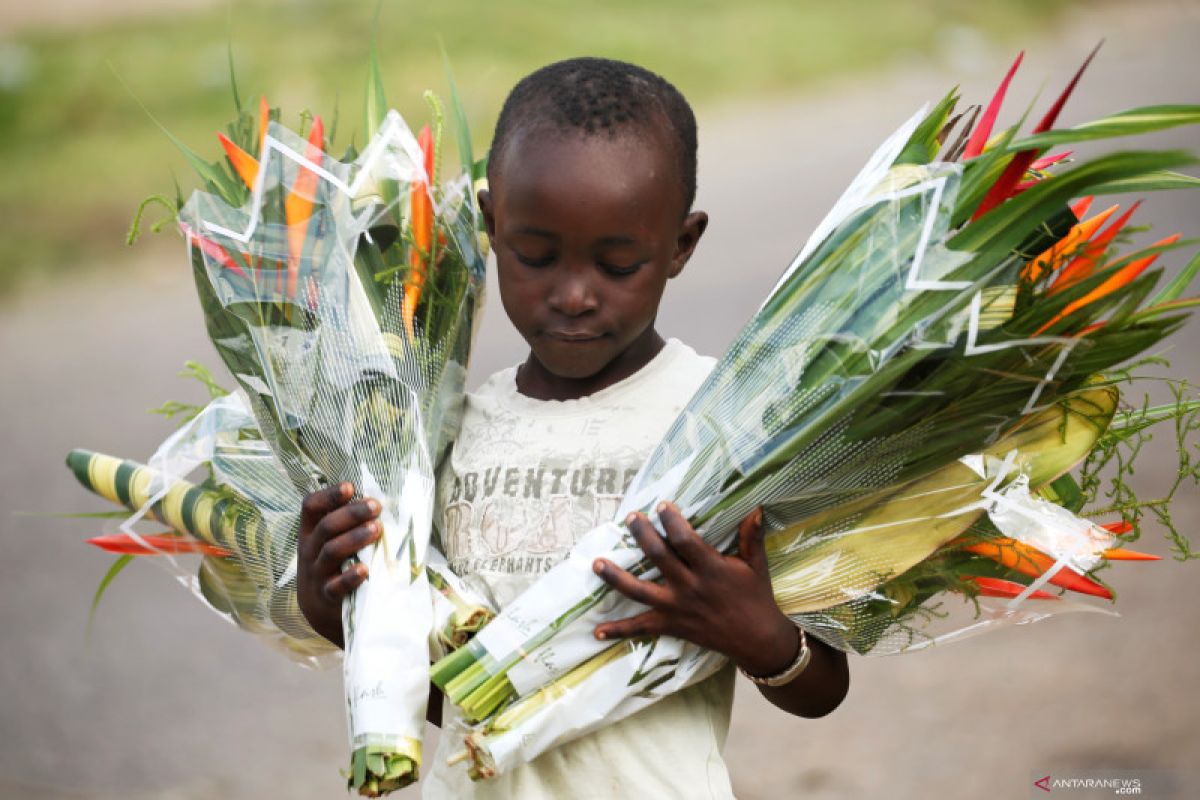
66;55;489;794
430;48;1200;778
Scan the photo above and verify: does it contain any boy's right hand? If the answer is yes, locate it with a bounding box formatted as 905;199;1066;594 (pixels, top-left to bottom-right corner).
297;483;383;648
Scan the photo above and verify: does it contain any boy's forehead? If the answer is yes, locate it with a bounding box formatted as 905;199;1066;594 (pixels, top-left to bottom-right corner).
492;125;684;208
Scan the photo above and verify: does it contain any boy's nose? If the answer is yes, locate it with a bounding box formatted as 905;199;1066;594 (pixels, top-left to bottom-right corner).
547;273;599;317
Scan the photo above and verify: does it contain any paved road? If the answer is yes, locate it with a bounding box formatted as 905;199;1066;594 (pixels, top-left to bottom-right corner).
2;5;1199;798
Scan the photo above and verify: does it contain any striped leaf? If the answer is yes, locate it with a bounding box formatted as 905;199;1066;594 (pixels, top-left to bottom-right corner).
1009;105;1200;151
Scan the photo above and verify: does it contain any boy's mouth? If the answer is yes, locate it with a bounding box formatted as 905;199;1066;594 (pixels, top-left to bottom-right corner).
544;329;606;342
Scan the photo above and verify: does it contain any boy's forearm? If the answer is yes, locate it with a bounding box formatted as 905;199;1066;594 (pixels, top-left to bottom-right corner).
753;635;849;718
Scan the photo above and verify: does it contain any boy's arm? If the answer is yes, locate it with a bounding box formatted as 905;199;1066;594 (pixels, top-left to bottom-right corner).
593;504;850;719
740;618;849;719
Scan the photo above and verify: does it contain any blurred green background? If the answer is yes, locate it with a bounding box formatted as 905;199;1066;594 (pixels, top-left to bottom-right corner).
0;0;1078;295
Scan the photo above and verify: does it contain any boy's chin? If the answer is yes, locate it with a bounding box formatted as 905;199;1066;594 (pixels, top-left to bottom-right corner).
530;340;618;382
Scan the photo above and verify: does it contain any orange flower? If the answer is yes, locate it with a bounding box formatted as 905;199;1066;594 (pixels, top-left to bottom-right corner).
1049;201;1141;293
1021;203;1118;282
961;536;1113;599
217;132;259;190
402;125;436;338
1038;233;1179;334
284;116;325;300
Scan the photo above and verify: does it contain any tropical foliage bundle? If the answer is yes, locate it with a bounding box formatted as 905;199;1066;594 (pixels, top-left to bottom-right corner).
427;49;1200;779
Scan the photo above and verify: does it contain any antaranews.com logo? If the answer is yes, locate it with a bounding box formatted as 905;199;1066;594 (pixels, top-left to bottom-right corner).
1033;774;1143;795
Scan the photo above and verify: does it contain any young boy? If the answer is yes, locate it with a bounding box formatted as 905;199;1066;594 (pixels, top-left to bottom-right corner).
297;57;850;798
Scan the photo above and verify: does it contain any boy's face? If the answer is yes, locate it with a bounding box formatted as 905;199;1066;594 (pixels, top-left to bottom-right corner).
480;128;706;390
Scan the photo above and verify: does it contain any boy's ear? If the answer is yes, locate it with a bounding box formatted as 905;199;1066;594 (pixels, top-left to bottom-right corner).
477;188;497;241
669;210;708;279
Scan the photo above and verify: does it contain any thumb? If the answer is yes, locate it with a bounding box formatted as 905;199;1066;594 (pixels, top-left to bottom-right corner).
736;507;767;576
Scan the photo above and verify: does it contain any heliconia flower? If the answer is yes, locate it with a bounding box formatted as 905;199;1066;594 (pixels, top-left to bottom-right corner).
1101;547;1161;561
972;42;1102;221
217;132;259;191
1021;203;1119;282
1102;520;1134;536
284;116;325;301
1050;201;1142;293
1031;150;1073;171
961;536;1113;599
1039;232;1179;334
88;532;231;558
179;222;247;278
1070;196;1094;218
964;51;1024;160
402;124;436;338
963;575;1058;600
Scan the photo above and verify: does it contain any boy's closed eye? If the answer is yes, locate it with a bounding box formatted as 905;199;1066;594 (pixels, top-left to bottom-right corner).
511;246;648;276
597;259;646;276
514;249;556;268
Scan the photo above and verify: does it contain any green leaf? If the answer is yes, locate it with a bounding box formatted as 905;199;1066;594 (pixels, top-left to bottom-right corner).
180;359;231;399
1046;474;1085;513
1089;170;1200;195
472;154;489;184
226;38;242;115
351;747;367;788
1008;105;1200;151
327;90;341;151
1125;296;1200;325
88;555;134;634
950;149;1197;255
895;89;959;166
1109;398;1200;441
109;63;242;206
1149;249;1200;307
441;46;474;177
363;26;387;145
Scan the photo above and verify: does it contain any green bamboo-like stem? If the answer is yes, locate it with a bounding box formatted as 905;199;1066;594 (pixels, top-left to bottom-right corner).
457;641;635;780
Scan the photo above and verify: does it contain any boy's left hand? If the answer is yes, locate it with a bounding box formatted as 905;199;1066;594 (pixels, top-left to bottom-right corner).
592;502;799;678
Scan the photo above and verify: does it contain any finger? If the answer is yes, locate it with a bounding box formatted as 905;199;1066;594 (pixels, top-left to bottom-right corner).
657;501;718;569
322;561;367;602
300;482;353;536
594;609;665;641
314;522;382;574
593;557;669;608
626;512;688;584
737;506;768;576
312;497;382;546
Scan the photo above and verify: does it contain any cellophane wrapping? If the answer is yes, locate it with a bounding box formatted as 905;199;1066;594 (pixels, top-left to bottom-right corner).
178;110;486;788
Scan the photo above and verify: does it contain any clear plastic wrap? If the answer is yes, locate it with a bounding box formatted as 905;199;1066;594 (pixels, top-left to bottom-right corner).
178;110;486;788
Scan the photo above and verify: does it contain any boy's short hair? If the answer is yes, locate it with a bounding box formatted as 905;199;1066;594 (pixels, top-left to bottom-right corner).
489;57;698;214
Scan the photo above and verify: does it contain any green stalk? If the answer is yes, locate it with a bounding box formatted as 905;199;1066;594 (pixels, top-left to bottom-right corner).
458;641;634;781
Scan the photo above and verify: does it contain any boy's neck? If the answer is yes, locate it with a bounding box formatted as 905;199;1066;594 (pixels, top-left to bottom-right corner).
515;329;668;402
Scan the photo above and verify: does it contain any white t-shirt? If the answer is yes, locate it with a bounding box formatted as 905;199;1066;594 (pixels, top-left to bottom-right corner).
424;338;737;799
